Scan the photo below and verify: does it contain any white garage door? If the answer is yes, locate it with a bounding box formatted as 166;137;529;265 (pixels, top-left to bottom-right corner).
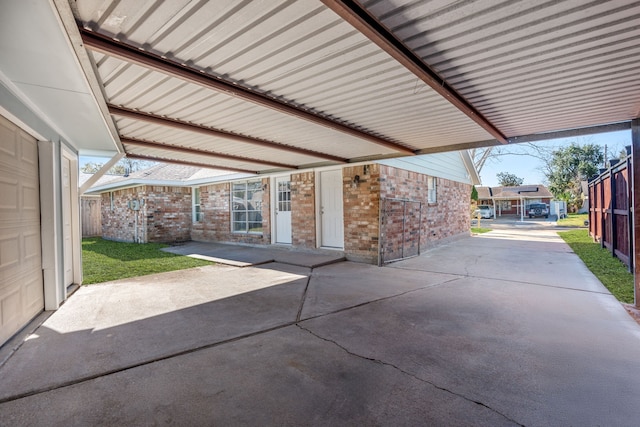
0;115;44;346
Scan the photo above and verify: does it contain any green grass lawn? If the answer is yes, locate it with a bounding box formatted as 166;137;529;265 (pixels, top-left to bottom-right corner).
557;213;588;227
471;227;492;234
558;229;634;303
82;238;213;284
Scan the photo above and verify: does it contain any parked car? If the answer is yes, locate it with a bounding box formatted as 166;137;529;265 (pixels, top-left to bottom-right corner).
473;205;494;219
528;203;549;218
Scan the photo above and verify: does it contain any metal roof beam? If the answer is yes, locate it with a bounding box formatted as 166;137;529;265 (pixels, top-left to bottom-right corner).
108;105;347;164
506;121;631;144
124;154;258;175
322;0;508;144
416;121;633;154
80;28;415;156
121;137;295;170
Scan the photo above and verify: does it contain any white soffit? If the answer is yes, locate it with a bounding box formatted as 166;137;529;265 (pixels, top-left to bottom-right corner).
0;0;119;154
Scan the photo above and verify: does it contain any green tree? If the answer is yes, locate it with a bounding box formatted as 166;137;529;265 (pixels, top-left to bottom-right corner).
81;158;155;175
545;143;603;211
496;172;524;187
471;186;478;201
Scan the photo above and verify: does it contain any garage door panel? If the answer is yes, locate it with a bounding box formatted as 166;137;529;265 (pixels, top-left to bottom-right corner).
19;132;38;168
0;121;17;158
23;273;45;313
0;115;43;346
0;233;20;273
0;177;19;212
22;183;40;213
0;290;28;344
24;231;41;263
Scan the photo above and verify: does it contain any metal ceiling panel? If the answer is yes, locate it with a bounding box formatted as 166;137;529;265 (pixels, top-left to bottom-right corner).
74;0;496;165
113;117;326;167
369;0;640;137
122;143;275;174
69;0;640;170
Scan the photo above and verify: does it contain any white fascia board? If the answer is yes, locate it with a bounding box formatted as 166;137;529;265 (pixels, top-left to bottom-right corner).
50;0;123;153
460;150;481;185
86;180;182;194
184;173;257;187
87;173;258;193
79;152;125;195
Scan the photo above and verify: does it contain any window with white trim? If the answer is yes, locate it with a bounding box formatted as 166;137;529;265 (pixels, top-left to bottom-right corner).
427;177;437;203
231;180;263;233
110;192;115;211
193;188;203;222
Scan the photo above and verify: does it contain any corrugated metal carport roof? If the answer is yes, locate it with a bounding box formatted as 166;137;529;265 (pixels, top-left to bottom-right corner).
61;0;640;173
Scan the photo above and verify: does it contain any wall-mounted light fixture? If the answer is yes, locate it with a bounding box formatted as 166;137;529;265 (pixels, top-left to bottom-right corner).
352;174;360;188
363;164;370;175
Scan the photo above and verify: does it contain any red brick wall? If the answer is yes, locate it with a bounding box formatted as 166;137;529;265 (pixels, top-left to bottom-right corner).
144;186;192;242
422;178;471;248
291;172;316;248
101;187;144;242
343;164;380;263
379;165;471;254
101;185;192;243
191;178;270;245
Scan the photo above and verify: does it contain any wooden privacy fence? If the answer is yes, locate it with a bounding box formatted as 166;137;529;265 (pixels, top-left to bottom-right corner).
588;151;633;269
81;195;102;237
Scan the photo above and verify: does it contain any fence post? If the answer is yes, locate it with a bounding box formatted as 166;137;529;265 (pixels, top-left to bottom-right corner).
610;169;617;257
632;117;640;308
600;176;606;249
628;153;634;272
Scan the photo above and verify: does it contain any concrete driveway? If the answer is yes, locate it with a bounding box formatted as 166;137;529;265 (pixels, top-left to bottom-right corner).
1;227;640;426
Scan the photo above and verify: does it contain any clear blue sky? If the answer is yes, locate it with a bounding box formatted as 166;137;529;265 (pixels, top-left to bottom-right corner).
479;130;631;187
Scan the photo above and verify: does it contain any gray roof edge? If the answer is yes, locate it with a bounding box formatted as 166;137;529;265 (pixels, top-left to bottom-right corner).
85;173;257;194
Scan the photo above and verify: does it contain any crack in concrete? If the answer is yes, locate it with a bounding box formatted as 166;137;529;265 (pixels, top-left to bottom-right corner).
296;269;313;322
297;276;463;323
296;324;525;427
0;275;461;405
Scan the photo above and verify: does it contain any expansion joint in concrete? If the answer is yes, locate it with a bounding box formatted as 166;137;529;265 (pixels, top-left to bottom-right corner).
296;269;313;322
296;324;525;427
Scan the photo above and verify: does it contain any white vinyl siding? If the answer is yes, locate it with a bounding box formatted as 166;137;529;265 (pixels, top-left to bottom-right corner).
378;152;471;184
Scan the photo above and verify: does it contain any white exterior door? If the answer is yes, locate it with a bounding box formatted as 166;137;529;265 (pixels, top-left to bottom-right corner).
275;176;292;244
319;169;344;248
0;115;44;346
62;156;73;286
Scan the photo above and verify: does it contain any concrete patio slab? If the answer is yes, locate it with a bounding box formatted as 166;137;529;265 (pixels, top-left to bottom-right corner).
162;241;345;268
300;261;461;319
392;227;609;293
2;227;640;425
0;326;513;427
0;262;310;401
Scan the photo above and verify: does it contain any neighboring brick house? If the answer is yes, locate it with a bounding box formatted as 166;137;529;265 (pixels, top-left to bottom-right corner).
88;151;479;264
84;165;250;243
476;185;553;217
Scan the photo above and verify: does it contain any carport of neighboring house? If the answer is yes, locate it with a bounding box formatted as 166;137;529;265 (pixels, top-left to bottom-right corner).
1;0;640;347
476;185;553;218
